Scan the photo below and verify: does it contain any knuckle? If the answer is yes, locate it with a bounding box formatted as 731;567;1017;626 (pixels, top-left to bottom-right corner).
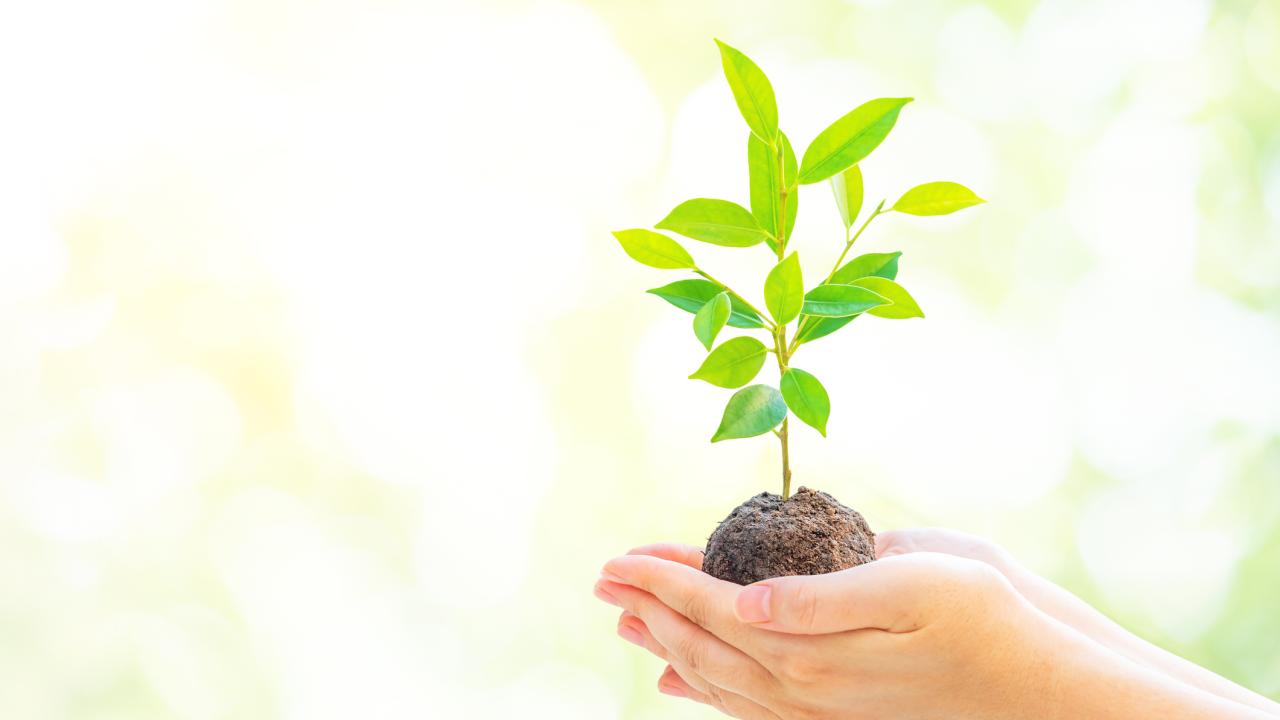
672;632;708;675
681;591;712;629
780;582;819;632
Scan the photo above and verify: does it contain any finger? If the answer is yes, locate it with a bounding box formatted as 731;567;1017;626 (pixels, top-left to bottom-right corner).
733;552;981;634
876;527;1014;571
596;579;781;705
622;613;723;699
602;554;758;651
659;665;782;720
627;543;705;570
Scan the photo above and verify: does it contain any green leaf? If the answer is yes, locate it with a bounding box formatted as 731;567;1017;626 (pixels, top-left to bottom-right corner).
851;276;924;319
689;336;769;389
798;98;912;185
802;284;890;317
892;181;985;216
780;368;830;436
830;251;902;284
794;314;857;345
656;198;772;248
612;229;696;269
715;40;778;144
711;384;788;442
748;132;798;252
829;164;864;230
764;252;803;325
647;279;765;329
693;292;731;350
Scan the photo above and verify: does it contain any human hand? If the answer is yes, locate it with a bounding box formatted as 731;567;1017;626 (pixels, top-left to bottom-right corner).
595;544;1272;719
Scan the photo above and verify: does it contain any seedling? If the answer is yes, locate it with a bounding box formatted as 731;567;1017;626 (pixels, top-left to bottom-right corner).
614;41;984;584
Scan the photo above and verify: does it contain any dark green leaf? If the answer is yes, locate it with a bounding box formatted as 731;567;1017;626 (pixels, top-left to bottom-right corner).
748;132;798;252
798;98;912;185
794;314;857;345
715;40;778;144
656;198;772;248
689;336;769;388
802;284;891;317
780;368;830;436
647;279;765;328
830;251;902;284
763;252;803;325
693;291;731;350
892;181;985;216
612;229;696;269
711;384;787;442
851;276;924;319
829;165;863;230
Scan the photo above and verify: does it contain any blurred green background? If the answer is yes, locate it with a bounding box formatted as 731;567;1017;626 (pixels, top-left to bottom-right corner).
2;0;1278;717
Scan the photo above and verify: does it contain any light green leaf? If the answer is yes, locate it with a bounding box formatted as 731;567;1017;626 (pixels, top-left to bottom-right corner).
693;292;731;350
764;252;803;325
794;314;857;345
892;181;985;216
829;165;864;230
656;198;772;248
851;276;924;319
647;279;765;328
798;98;912;185
780;368;830;436
715;40;778;144
802;283;890;317
711;384;788;442
612;229;695;269
748;132;798;252
689;336;769;389
830;251;902;284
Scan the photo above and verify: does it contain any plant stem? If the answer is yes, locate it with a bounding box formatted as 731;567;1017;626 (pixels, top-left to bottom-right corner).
786;200;889;355
823;199;886;285
773;139;793;500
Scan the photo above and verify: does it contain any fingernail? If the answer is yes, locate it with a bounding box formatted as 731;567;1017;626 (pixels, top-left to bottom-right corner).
600;567;626;584
736;584;772;623
594;584;621;608
658;682;686;698
617;623;644;647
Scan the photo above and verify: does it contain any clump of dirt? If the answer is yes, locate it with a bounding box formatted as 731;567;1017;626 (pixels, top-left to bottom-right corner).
702;487;876;585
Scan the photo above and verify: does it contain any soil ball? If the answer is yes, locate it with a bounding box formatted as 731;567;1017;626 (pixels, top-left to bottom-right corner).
702;486;876;585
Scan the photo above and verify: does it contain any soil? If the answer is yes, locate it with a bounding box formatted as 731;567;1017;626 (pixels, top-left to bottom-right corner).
702;486;876;585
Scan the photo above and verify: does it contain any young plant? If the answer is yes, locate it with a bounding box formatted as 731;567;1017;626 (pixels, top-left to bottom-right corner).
614;40;983;501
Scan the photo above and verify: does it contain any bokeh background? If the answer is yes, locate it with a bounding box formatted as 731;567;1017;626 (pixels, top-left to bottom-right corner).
2;0;1279;717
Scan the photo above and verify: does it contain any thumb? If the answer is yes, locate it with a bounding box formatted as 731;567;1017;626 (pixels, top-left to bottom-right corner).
733;553;957;634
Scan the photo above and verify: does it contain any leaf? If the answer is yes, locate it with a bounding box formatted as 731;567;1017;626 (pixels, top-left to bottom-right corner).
850;276;924;319
794;314;857;345
711;384;788;442
830;251;902;284
764;252;803;325
656;198;772;248
802;283;890;317
612;229;696;269
781;368;830;436
829;164;864;230
748;132;798;251
647;279;765;328
693;292;731;350
715;40;778;144
892;181;985;216
798;98;912;185
689;336;769;389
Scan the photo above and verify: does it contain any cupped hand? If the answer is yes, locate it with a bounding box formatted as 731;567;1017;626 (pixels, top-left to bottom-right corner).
594;540;1271;720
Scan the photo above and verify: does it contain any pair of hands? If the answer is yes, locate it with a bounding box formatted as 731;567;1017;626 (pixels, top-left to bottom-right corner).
594;529;1279;719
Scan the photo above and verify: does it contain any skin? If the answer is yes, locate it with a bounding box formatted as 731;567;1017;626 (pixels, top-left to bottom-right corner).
593;530;1280;719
